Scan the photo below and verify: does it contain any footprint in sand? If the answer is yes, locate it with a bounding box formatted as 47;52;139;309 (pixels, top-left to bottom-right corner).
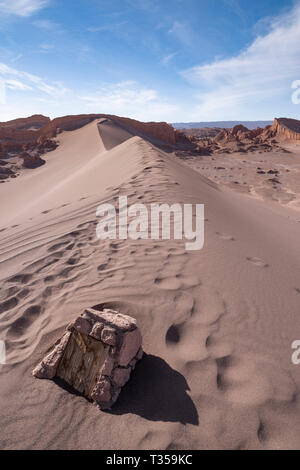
17;288;30;299
216;355;237;392
97;262;109;271
216;232;235;241
0;296;19;314
257;420;269;444
7;273;33;284
48;241;72;252
165;324;181;344
3;286;19;298
7;305;43;338
246;257;269;268
155;276;182;290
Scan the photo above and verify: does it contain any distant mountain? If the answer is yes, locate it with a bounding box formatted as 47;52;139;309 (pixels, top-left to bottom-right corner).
172;121;273;130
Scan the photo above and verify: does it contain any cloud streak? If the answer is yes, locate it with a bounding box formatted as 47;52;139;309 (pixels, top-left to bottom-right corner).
0;62;68;97
81;80;177;121
181;3;300;119
0;0;49;17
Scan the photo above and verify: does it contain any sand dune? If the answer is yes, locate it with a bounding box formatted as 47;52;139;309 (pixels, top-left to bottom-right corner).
0;119;300;450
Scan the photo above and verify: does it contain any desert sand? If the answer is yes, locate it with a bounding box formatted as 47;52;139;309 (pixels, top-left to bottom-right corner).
0;118;300;450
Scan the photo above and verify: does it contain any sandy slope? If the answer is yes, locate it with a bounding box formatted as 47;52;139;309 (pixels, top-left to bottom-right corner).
0;119;300;450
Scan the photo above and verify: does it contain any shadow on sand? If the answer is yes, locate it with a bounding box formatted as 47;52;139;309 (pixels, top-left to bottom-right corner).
109;354;199;426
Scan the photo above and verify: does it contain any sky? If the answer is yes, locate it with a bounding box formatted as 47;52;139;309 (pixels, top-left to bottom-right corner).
0;0;300;122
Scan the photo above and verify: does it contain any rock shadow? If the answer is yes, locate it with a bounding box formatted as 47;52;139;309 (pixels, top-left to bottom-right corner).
109;353;199;425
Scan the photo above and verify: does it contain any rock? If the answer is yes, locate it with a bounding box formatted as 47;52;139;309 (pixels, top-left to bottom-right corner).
119;329;142;367
89;308;137;331
91;378;111;408
23;154;45;169
136;347;144;360
32;331;72;379
268;178;281;184
270;118;300;141
113;367;131;387
33;307;143;409
90;322;103;340
0;167;13;176
73;314;93;335
101;326;117;346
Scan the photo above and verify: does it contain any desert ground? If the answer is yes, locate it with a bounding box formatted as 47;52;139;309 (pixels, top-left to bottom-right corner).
0;118;300;450
178;143;300;210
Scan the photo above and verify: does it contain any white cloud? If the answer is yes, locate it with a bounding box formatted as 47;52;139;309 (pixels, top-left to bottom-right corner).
81;81;177;121
0;62;68;97
181;3;300;119
0;0;49;17
33;19;60;30
39;43;54;51
87;22;127;33
161;52;177;66
168;21;194;47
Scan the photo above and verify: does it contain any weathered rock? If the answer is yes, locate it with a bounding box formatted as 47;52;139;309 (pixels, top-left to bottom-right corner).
90;322;103;340
113;367;131;387
101;326;117;346
0;167;13;176
33;307;143;409
23;154;45;169
270;118;300;141
32;331;72;379
119;329;142;366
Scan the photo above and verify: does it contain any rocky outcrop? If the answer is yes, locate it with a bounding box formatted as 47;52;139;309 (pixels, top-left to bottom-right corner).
0;115;50;145
0;166;14;180
0;114;50;131
39;113;181;146
22;153;45;169
191;119;296;155
33;307;143;410
0;141;24;153
269;118;300;141
0;113;193;153
214;125;264;144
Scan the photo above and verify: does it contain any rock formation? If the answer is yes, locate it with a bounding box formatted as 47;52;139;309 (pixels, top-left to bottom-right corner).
268;118;300;141
189;118;300;155
0;114;50;130
0;113;192;180
22;153;46;169
38;113;190;147
33;307;143;410
1;114;299;169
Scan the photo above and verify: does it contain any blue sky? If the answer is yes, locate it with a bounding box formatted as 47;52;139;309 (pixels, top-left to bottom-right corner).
0;0;300;122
